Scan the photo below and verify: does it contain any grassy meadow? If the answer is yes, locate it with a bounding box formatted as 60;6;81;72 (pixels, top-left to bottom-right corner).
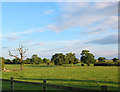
2;80;63;90
2;64;119;91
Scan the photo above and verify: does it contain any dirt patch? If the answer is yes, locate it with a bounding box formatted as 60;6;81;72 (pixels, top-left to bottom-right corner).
2;69;21;72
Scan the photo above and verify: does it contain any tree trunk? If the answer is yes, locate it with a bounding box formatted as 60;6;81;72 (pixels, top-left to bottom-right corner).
21;59;23;70
87;63;90;66
21;64;23;70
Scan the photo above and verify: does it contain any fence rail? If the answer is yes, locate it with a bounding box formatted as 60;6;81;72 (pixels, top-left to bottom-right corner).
0;77;113;92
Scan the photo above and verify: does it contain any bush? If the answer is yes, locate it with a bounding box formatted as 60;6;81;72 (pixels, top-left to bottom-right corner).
75;63;81;66
112;58;119;62
116;62;120;66
98;57;106;62
47;63;49;65
94;62;119;66
81;64;84;66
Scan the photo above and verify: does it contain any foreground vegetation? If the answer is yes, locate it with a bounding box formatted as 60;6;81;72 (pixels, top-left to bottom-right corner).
2;81;62;90
2;64;119;91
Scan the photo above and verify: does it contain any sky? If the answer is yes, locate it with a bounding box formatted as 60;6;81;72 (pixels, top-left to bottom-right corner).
1;2;118;60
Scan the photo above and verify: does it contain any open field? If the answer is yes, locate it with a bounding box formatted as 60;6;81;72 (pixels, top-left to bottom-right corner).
2;64;119;91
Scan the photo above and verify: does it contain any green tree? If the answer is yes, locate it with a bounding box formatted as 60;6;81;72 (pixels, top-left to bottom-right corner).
112;58;119;62
22;60;27;64
98;57;106;62
81;50;96;66
38;57;43;64
5;59;12;64
31;54;38;64
65;56;69;64
12;58;21;64
43;58;49;63
74;58;79;64
22;58;31;64
31;54;43;64
0;57;5;70
66;52;76;64
51;53;66;65
0;57;6;62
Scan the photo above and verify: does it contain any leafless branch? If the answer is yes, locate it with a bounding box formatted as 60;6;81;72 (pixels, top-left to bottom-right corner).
9;50;21;60
9;44;28;70
23;49;28;54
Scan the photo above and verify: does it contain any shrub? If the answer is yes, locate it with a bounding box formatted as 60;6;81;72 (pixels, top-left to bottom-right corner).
81;64;84;66
117;62;120;66
94;62;119;66
112;58;119;62
98;57;106;62
47;63;49;65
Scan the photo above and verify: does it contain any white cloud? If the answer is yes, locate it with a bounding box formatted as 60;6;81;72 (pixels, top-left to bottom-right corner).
85;33;118;45
94;50;118;59
2;2;118;59
19;40;35;47
34;40;118;59
46;40;80;46
11;28;44;35
47;2;117;33
95;2;114;9
2;28;45;42
83;16;118;35
34;42;45;46
21;39;117;59
4;35;22;41
2;38;118;59
11;30;34;35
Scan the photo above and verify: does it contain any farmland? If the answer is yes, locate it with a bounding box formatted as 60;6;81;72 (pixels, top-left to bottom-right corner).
2;64;119;91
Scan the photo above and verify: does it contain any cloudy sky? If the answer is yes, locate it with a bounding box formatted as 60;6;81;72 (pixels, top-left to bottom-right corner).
1;2;118;59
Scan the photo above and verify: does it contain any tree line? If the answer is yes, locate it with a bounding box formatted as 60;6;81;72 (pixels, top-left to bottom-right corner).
0;55;50;65
1;50;119;66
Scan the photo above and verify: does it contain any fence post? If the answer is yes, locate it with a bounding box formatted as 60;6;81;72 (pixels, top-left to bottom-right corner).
11;77;14;92
101;85;107;91
43;80;47;92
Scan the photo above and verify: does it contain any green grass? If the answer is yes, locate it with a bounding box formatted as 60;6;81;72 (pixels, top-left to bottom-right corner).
2;80;62;90
2;64;119;91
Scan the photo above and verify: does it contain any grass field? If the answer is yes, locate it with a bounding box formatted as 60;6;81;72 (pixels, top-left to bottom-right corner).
2;64;119;91
2;80;63;90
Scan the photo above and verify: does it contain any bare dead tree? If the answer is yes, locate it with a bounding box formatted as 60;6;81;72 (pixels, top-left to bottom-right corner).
9;45;28;70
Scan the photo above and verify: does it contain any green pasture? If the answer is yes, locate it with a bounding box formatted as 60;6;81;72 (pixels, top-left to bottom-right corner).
2;80;62;90
2;64;119;91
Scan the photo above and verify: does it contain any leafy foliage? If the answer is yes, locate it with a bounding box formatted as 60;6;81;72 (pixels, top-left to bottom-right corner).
51;52;79;65
24;58;31;64
0;57;5;70
98;57;106;62
112;58;119;62
12;58;21;64
81;50;96;66
31;54;43;64
43;58;49;63
94;62;120;66
5;59;12;64
51;53;66;65
66;52;76;64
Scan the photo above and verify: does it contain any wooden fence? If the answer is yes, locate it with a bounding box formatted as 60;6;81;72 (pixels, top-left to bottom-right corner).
1;77;114;92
